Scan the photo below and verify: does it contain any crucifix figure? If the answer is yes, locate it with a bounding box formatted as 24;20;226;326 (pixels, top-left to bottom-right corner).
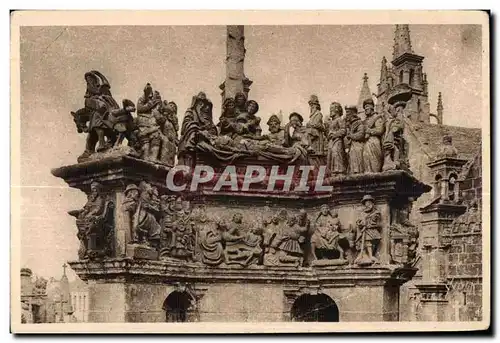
62;263;68;276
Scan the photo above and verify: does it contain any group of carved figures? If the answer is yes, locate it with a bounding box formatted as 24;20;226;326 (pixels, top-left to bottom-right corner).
71;71;179;166
71;71;408;175
178;92;409;174
70;181;419;268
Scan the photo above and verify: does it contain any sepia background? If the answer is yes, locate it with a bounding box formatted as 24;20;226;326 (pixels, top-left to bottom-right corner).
19;24;482;281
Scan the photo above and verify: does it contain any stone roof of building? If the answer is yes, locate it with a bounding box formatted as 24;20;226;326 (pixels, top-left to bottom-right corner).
406;121;481;160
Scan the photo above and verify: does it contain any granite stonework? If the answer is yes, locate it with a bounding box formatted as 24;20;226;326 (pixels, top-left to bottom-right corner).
52;154;429;323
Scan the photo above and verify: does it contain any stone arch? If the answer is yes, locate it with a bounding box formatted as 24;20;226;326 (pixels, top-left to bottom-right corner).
448;172;458;201
162;290;197;322
409;68;415;86
290;293;340;322
434;174;443;198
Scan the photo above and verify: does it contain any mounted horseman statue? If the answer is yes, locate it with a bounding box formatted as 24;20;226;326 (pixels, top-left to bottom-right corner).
71;70;138;162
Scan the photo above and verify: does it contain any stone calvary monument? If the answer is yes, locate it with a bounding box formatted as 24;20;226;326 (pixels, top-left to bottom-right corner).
52;25;432;322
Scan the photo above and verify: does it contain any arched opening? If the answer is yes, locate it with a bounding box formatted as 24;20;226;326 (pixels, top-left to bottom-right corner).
435;174;442;198
399;70;404;84
162;291;195;322
448;173;458;202
409;69;415;86
291;293;339;322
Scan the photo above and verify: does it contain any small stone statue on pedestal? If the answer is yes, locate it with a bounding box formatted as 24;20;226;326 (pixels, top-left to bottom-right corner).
325;102;347;175
345;105;365;174
136;83;162;161
306;95;325;155
68;181;114;259
382;101;408;171
354;195;382;266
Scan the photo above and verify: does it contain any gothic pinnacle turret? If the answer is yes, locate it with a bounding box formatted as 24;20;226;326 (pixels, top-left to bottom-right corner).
437;92;443;124
358;73;373;113
393;24;414;60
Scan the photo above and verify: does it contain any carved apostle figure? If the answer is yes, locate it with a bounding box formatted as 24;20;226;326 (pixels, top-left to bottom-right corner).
354;195;382;266
235;100;262;139
326;102;347;175
383;102;407;171
234;92;248;115
169;198;196;261
362;99;385;173
264;114;286;146
306;95;326;155
136;83;162;161
345;105;365;174
157;101;179;167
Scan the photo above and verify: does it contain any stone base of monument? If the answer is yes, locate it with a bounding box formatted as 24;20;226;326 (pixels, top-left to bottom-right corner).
69;258;417;322
52;154;430;323
311;259;349;267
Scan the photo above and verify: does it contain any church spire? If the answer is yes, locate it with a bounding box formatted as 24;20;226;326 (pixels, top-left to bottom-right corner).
393;24;414;60
357;73;373;112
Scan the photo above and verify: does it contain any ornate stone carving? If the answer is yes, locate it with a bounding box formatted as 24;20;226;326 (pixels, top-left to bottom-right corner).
68;181;115;259
219;213;262;267
122;182;161;249
71;71;137;162
159;196;196;261
362;99;385;173
264;114;286;146
33;277;48;295
158;101;179;167
382;101;409;171
325;102;347;175
345;105;365;174
306;95;325;155
354;195;382;266
311;205;349;266
436;135;458;159
389;205;419;265
197;206;224;266
263;210;308;267
136;83;163;161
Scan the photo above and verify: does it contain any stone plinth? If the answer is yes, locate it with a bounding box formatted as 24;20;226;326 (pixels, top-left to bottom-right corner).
52;154;430;323
70;258;416;322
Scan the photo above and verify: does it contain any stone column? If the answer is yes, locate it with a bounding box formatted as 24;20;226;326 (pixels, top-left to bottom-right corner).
220;25;252;102
113;190;130;258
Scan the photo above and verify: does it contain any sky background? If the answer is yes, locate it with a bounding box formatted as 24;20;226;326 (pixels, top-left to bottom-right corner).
19;24;482;281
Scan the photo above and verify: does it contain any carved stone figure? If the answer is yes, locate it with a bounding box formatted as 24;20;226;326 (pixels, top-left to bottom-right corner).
197;207;224;266
283;112;311;162
311;205;349;266
325;102;348;175
220;213;262;267
306;95;326;155
354;195;382;266
389;205;419;265
234;100;262;140
123;181;161;248
72;71;137;162
178;92;218;167
345;105;365;174
68;181;114;259
362;99;385;173
218;97;238;137
33;277;48;295
265;115;286;146
234;92;248;115
436;135;458;159
161;197;196;261
263;210;308;267
383;102;408;171
157;101;179;166
136;83;162;161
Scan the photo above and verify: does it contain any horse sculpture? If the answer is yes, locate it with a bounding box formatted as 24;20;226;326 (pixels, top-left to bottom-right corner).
71;70;138;162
